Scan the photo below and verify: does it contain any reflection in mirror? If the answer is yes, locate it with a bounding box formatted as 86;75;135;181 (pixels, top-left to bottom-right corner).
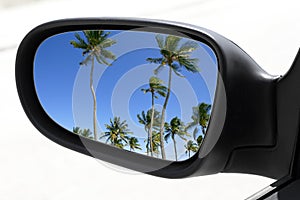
34;29;218;161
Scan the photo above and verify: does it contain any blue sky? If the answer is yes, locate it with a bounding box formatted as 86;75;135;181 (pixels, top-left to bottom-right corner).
34;30;218;161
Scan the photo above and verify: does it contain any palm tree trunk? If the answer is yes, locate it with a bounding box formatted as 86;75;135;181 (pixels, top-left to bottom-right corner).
146;128;150;156
159;67;172;160
90;56;97;140
149;92;155;157
172;136;178;161
189;150;191;158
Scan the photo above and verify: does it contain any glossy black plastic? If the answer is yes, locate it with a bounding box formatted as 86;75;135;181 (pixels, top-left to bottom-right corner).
16;18;300;179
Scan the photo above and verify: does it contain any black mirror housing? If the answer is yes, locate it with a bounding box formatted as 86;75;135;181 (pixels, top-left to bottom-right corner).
16;18;300;179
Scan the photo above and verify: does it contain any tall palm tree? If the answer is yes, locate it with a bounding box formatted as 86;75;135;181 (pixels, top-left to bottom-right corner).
70;30;116;141
128;137;142;152
185;140;199;158
186;102;212;139
100;117;131;149
147;34;200;159
141;76;166;156
137;109;161;156
164;117;190;161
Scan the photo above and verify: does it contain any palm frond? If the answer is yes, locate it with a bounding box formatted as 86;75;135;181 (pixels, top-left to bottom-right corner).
95;54;111;66
164;132;171;143
165;35;181;52
149;76;163;85
197;135;203;146
156;90;167;97
137;111;147;125
155;34;165;49
146;57;164;64
101;38;117;48
83;31;93;44
178;56;200;72
178;40;198;53
71;30;116;67
141;88;151;94
101;49;116;60
70;33;88;50
185;120;198;131
80;54;93;66
73;127;81;134
171;64;185;78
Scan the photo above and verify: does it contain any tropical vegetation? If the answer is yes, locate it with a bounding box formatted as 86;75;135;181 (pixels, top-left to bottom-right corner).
185;140;199;158
164;117;190;161
73;127;93;139
100;117;132;149
70;30;116;140
137;109;161;156
146;34;200;159
186;102;212;140
70;31;213;161
141;76;166;155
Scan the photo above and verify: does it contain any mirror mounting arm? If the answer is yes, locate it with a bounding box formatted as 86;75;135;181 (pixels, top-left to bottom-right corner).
277;49;300;179
223;49;300;180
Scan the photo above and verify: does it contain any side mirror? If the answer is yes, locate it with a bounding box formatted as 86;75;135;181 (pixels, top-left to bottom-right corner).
16;18;300;179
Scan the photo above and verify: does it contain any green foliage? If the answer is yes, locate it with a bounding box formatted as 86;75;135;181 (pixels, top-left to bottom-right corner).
144;130;161;156
100;117;132;149
185;140;199;158
147;34;200;160
197;135;203;146
146;34;200;77
141;76;167;99
151;131;161;156
71;32;206;160
128;137;142;152
186;102;212;138
164;117;190;160
70;30;117;141
137;109;161;155
70;30;116;66
137;109;161;132
164;117;189;142
73;127;93;139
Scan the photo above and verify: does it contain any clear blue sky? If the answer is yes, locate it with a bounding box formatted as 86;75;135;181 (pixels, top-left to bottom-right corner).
34;30;218;161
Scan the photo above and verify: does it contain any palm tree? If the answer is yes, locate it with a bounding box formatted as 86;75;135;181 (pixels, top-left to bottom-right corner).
81;129;93;139
185;140;199;158
137;109;161;156
70;30;116;141
73;127;81;134
128;137;142;152
186;103;212;140
100;117;131;149
147;34;200;159
141;76;166;156
164;117;190;161
73;127;93;139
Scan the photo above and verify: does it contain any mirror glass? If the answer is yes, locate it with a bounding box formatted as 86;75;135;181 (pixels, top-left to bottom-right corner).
34;29;218;161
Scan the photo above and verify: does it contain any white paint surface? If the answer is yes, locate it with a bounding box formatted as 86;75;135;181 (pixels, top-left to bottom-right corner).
1;0;299;199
